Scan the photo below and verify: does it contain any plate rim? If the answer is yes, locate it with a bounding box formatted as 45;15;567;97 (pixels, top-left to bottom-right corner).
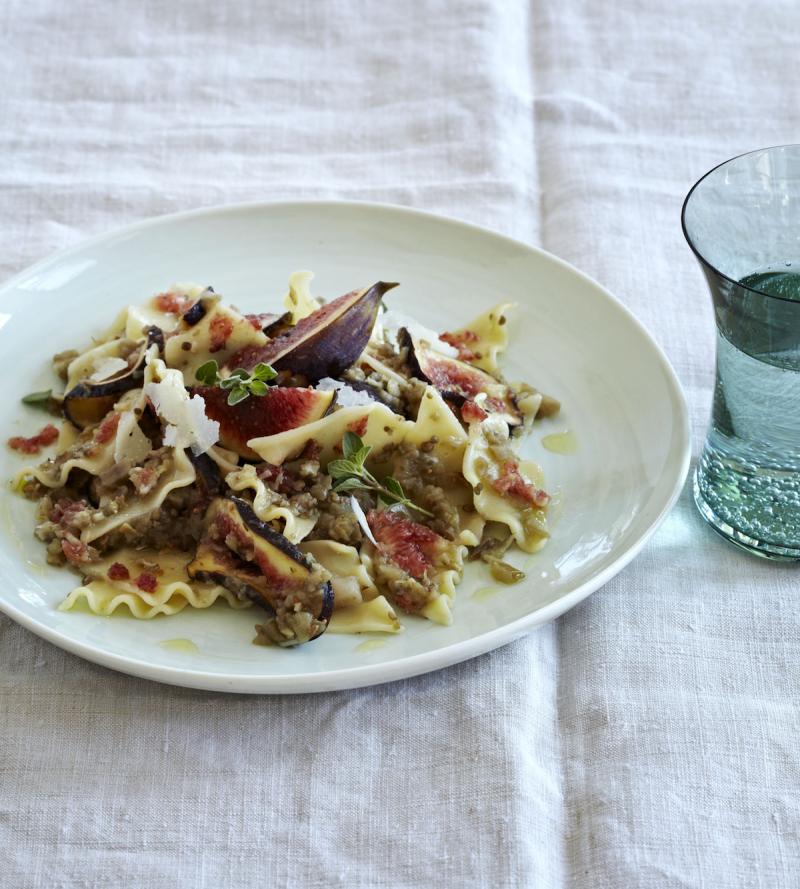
0;199;691;693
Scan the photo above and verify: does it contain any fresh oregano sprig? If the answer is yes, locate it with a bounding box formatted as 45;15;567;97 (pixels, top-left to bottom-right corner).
195;359;277;406
329;431;433;517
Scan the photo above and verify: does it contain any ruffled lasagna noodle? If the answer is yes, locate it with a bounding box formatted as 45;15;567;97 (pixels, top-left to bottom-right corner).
10;274;560;648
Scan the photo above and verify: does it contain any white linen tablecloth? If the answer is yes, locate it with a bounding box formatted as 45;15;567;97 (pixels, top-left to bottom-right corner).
2;2;799;886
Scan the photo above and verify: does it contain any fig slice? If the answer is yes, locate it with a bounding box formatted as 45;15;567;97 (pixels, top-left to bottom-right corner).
229;281;398;382
399;328;522;426
366;509;452;615
196;385;336;460
63;330;161;429
367;509;448;583
187;496;333;647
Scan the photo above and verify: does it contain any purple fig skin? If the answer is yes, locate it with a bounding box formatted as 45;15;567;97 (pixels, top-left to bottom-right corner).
62;331;160;429
230;497;311;566
182;300;207;326
144;325;165;354
187;450;224;497
230;281;398;382
262;312;293;336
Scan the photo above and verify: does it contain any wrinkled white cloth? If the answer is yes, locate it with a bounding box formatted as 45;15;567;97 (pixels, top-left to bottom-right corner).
2;2;800;887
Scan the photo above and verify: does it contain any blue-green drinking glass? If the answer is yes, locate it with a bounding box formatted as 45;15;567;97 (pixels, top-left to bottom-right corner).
683;145;800;560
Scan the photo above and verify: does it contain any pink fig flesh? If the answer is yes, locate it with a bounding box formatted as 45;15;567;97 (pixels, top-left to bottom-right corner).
399;328;522;426
197;385;335;459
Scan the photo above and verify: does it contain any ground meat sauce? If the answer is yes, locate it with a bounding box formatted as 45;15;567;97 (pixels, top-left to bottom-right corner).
34;496;100;565
8;424;59;455
60;535;98;566
383;441;461;541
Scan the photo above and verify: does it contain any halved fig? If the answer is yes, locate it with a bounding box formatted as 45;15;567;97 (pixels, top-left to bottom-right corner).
367;509;450;614
63;331;161;429
368;509;448;582
229;281;397;381
399;328;522;426
197;386;335;459
187;497;333;647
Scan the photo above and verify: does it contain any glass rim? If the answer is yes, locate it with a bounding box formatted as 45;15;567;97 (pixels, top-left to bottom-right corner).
681;143;800;305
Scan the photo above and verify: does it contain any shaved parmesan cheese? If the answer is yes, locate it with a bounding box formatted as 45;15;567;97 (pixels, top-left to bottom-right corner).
350;495;378;546
380;310;459;357
90;356;129;382
114;411;152;464
316;377;375;408
144;368;219;455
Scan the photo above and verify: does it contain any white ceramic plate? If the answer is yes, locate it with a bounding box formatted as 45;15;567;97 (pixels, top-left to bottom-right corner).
0;201;689;693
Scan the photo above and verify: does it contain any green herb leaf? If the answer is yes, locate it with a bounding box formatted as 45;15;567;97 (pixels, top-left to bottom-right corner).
342;431;362;459
227;386;250;406
384;476;405;499
195;360;221;386
331;433;434;518
199;360;276;404
328;458;359;480
21;389;53;407
253;363;278;382
350;445;372;470
332;477;366;493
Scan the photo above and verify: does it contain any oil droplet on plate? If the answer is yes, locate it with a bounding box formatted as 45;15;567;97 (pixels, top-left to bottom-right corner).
159;638;199;653
354;638;388;654
541;430;578;455
471;586;501;601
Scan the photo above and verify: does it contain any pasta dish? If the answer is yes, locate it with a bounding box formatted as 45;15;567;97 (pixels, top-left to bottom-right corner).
9;273;559;647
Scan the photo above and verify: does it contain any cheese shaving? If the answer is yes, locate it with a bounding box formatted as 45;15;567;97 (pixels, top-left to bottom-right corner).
90;356;129;382
350;495;378;546
114;411;152;464
316;377;375;407
380;310;459;357
143;369;219;455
